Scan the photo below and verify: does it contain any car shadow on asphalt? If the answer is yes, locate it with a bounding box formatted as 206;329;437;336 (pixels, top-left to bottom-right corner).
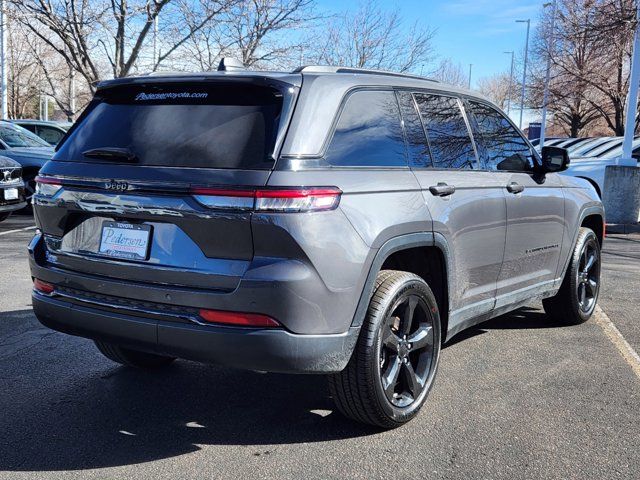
444;307;567;348
0;310;380;471
0;305;562;471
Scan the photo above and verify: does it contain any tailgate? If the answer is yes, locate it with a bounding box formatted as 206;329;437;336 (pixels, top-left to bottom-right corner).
32;79;297;291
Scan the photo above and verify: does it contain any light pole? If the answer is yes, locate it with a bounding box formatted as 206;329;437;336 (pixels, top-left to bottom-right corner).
540;1;557;148
516;19;531;130
0;0;7;120
468;64;473;89
602;2;640;226
622;2;640;163
504;51;515;116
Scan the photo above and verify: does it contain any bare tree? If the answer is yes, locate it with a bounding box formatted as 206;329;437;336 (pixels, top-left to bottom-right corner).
532;0;637;136
310;0;435;73
10;0;234;91
432;59;468;87
5;20;42;118
217;0;316;68
477;73;513;110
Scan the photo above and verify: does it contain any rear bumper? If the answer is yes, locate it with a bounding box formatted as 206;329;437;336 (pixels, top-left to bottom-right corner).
33;292;358;373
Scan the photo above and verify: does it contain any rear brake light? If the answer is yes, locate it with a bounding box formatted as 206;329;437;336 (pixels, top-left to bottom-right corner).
191;187;342;212
191;188;255;210
255;188;341;212
33;278;55;295
35;176;62;197
198;309;280;328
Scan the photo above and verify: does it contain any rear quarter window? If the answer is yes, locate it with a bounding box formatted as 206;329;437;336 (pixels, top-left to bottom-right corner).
324;90;407;167
55;83;285;170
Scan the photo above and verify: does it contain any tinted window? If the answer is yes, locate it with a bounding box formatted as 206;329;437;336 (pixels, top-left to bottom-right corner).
18;124;37;133
469;101;534;172
56;84;284;169
325;90;406;167
414;94;477;169
396;91;431;168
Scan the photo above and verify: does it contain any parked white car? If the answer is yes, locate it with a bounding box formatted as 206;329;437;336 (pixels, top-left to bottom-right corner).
563;140;640;197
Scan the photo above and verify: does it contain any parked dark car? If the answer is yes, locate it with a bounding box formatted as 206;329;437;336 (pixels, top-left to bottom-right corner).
0;156;26;221
9;119;70;146
29;63;604;428
0;121;54;206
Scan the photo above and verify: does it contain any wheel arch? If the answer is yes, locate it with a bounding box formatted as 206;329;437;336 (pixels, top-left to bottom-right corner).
557;205;605;283
350;233;452;341
576;176;601;198
581;213;604;246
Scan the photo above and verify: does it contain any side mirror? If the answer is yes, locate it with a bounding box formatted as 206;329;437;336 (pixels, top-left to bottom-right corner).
540;146;569;173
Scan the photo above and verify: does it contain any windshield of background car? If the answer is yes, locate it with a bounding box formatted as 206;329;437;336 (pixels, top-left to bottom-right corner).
0;124;51;148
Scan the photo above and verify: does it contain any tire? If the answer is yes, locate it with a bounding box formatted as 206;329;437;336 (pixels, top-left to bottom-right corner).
0;212;10;222
95;341;176;369
329;270;441;428
543;227;601;325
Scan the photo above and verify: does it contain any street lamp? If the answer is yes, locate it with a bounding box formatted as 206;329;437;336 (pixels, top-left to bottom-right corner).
516;19;531;130
504;51;515;116
540;1;557;148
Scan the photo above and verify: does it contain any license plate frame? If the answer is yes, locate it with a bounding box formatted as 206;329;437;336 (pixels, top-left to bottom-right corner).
98;221;152;261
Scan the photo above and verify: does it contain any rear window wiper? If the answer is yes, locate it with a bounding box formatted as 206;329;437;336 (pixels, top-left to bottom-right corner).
83;147;138;163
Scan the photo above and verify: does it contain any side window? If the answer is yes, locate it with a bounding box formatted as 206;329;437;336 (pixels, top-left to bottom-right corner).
325;90;407;167
37;126;65;145
396;91;431;168
468;101;535;172
414;94;477;169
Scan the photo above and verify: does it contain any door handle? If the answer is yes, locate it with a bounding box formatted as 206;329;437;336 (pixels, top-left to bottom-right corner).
506;182;525;194
429;182;456;197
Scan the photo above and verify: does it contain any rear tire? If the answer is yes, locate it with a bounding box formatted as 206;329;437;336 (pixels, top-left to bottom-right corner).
329;270;441;428
0;212;10;222
543;227;601;325
95;341;176;369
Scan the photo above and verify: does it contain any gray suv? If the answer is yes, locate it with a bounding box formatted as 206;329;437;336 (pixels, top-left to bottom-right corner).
29;64;604;428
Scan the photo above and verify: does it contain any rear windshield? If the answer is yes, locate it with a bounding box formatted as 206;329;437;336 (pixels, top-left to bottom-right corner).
55;83;284;169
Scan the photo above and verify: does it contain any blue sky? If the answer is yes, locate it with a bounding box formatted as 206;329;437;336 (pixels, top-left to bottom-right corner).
318;0;542;87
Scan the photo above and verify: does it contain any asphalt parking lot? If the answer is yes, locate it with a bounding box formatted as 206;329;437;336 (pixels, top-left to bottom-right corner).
0;215;638;480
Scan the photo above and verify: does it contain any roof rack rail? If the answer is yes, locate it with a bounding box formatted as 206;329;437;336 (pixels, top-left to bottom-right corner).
292;65;440;83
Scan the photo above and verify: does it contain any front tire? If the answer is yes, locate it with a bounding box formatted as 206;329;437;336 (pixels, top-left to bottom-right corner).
95;341;176;369
543;227;601;325
329;270;441;428
0;212;10;222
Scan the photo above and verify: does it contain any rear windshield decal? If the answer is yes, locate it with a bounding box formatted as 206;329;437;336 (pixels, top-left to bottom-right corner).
134;92;208;101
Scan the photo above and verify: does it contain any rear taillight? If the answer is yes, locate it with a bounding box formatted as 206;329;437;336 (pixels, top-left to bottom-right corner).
33;278;55;295
35;176;62;197
191;187;342;212
198;309;280;328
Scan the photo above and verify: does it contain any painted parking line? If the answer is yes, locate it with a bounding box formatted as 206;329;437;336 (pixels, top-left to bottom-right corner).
595;305;640;380
0;226;36;237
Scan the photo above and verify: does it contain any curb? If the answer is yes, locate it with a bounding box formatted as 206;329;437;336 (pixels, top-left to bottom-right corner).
606;223;640;234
